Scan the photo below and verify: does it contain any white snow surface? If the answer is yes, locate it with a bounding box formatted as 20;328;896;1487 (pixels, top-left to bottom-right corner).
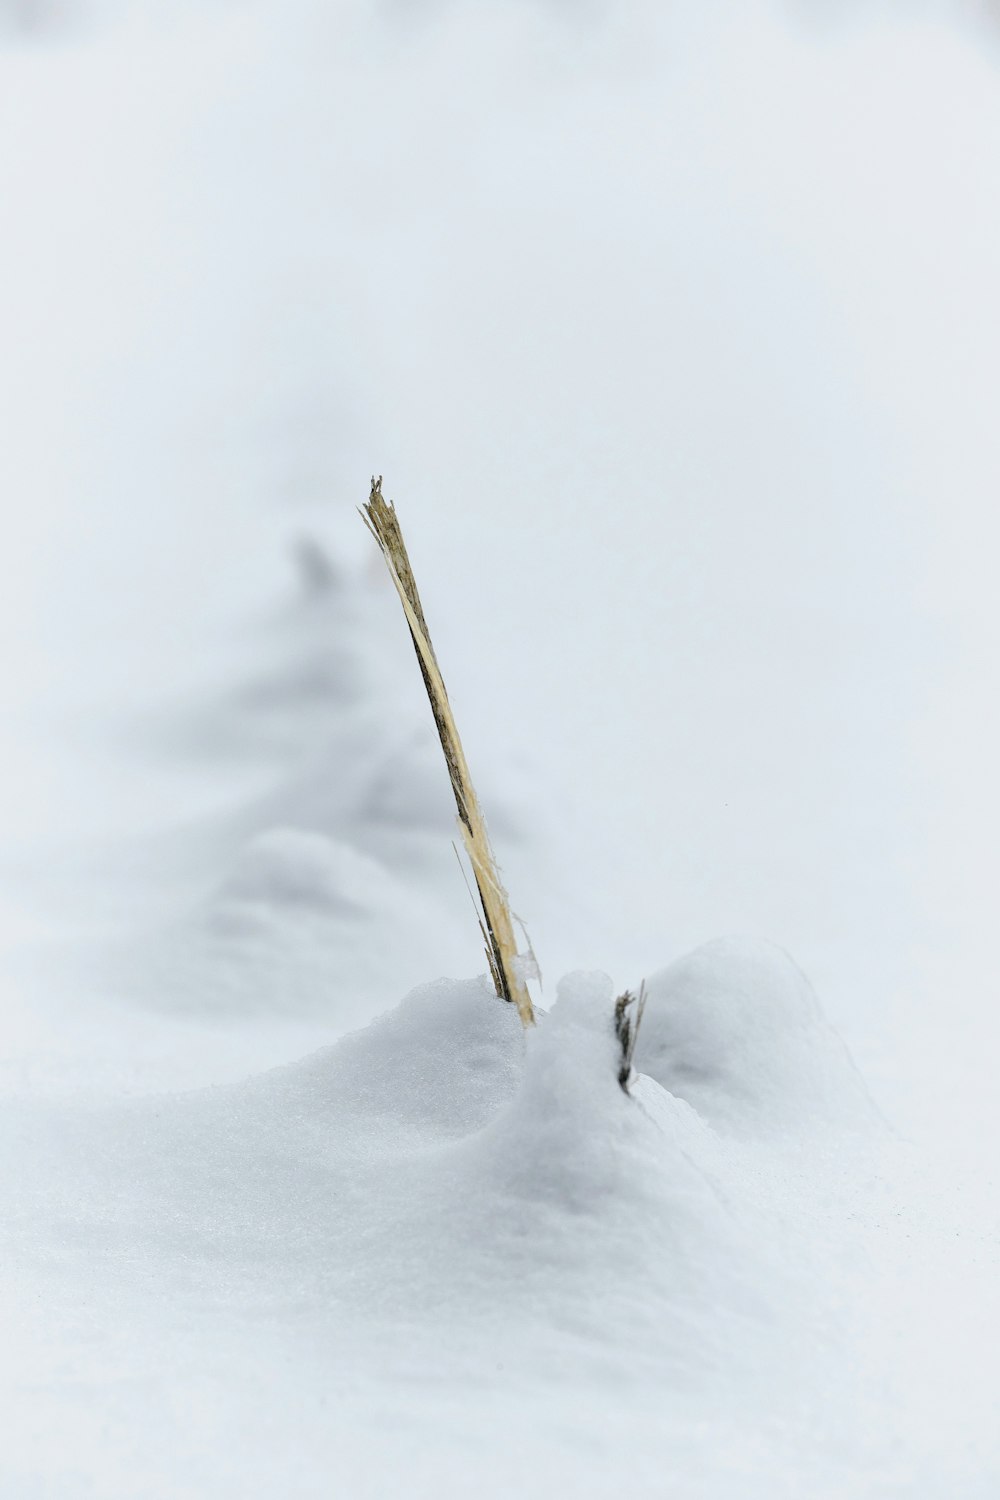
636;938;882;1139
2;0;1000;1495
3;958;998;1497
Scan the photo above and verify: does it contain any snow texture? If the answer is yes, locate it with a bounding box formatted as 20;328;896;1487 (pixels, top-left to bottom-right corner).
3;961;996;1497
636;937;881;1138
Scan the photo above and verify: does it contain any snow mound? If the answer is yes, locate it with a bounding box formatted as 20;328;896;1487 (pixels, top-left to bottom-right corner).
185;826;470;1017
74;827;475;1028
273;971;527;1147
64;539;536;1026
5;962;993;1496
635;937;881;1138
3;971;806;1375
428;970;773;1352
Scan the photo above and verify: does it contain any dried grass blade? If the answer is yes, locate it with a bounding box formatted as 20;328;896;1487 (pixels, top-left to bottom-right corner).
361;477;535;1027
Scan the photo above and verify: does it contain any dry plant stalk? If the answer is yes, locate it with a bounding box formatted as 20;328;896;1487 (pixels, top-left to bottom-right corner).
360;477;535;1028
613;981;647;1093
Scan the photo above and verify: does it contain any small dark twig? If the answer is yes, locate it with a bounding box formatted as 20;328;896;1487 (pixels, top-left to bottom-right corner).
613;980;648;1094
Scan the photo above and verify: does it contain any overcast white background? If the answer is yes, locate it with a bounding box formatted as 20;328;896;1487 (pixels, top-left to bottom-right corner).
4;0;1000;1128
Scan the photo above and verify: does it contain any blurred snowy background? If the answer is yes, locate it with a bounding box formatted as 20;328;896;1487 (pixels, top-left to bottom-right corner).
4;0;1000;1136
